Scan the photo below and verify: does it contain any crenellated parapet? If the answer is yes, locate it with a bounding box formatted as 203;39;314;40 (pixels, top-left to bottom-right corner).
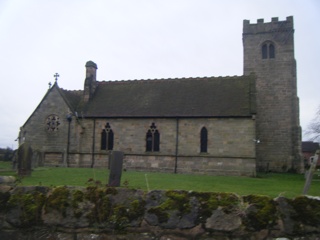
243;16;294;45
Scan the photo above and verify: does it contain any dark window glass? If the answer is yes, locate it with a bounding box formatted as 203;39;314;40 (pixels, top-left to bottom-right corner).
262;44;268;59
108;129;114;150
146;130;153;152
101;129;107;150
153;130;160;152
200;127;208;153
269;44;275;58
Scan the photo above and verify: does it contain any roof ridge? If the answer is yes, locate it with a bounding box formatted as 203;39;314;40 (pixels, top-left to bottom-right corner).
60;88;83;92
97;75;243;85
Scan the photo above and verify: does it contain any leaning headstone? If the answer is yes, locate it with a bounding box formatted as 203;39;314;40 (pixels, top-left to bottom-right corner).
302;150;319;195
17;143;32;176
108;151;123;187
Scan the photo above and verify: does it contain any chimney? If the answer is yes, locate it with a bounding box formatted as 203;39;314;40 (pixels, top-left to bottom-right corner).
84;61;97;102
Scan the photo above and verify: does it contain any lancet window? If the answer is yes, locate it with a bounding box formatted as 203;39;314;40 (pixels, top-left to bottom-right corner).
200;127;208;153
101;122;114;150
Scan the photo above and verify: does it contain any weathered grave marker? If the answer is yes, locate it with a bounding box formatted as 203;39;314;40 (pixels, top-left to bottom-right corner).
17;143;32;176
108;151;123;187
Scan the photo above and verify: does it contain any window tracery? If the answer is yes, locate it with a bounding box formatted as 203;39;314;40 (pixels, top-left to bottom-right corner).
46;115;60;132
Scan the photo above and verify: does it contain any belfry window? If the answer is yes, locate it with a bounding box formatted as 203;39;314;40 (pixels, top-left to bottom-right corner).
200;127;208;153
262;42;275;59
146;123;160;152
101;123;114;150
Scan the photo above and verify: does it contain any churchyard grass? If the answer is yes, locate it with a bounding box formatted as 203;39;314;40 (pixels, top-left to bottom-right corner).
0;161;319;198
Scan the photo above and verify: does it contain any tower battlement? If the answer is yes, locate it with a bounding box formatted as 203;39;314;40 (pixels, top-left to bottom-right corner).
243;16;293;35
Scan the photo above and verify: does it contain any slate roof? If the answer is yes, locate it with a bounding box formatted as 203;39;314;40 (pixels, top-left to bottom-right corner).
59;88;83;113
78;75;256;118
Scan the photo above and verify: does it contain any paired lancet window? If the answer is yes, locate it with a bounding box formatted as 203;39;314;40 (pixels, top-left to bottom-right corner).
146;123;160;152
200;127;208;153
101;123;114;150
262;42;275;59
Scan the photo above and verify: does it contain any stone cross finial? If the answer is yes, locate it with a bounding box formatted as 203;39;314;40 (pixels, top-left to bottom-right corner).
54;73;60;82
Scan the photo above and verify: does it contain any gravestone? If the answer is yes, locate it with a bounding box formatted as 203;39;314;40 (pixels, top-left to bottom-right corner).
302;150;319;195
108;151;123;187
17;143;32;176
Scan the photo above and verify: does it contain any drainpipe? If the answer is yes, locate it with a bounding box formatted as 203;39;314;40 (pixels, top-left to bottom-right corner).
66;114;72;167
91;119;96;168
174;118;179;173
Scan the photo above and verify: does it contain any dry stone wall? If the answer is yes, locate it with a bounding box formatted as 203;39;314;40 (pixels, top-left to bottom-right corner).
0;185;319;240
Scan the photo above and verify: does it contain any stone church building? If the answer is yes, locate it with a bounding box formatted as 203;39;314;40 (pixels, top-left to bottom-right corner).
19;16;303;176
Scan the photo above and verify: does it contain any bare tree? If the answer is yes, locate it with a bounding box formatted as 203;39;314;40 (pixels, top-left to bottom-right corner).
305;105;320;142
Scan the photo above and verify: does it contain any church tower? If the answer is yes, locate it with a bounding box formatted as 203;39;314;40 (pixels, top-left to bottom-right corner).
243;16;302;172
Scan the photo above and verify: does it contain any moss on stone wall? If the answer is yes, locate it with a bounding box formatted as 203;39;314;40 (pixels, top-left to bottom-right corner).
45;186;70;217
7;190;46;227
71;189;85;218
190;192;240;223
84;186;111;224
243;195;278;230
289;196;320;226
0;191;10;212
1;186;319;239
147;190;191;224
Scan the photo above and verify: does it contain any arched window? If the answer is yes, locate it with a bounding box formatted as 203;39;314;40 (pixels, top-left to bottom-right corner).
101;123;114;150
146;123;160;152
200;127;208;153
262;42;275;59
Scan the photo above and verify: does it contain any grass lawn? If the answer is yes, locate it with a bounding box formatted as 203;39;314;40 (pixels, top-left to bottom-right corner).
0;161;319;198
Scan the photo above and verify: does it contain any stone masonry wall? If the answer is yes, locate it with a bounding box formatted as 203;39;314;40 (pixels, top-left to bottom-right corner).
124;155;256;176
79;118;256;158
19;86;75;166
74;117;256;175
0;186;319;240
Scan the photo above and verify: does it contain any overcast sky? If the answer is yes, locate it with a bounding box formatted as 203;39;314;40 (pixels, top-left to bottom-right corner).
0;0;319;149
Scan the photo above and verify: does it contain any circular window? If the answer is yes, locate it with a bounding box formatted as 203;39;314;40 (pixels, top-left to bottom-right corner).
46;115;60;132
